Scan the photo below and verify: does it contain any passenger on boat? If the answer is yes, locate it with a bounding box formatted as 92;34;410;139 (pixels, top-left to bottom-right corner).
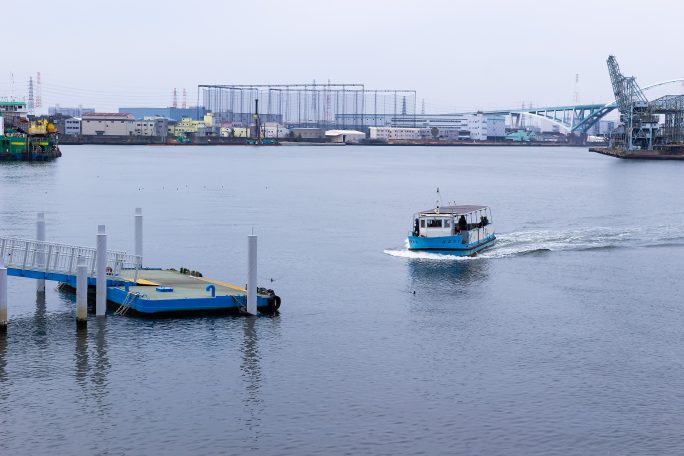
480;215;489;227
458;215;468;231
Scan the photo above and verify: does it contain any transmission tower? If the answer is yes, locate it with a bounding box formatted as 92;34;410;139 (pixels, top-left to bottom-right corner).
28;77;35;114
172;88;178;108
571;74;580;130
182;88;187;109
36;72;42;110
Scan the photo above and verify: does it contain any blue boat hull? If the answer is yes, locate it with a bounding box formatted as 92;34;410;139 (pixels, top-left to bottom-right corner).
407;233;496;256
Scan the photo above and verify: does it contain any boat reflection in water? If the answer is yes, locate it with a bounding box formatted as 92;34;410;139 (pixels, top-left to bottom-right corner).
407;257;491;302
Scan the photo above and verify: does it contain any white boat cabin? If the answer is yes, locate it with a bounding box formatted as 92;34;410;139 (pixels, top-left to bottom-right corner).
412;205;493;238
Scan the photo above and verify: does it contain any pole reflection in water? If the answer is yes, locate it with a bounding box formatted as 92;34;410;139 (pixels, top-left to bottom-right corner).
74;326;89;388
240;317;263;436
34;291;48;349
0;331;7;385
91;317;111;414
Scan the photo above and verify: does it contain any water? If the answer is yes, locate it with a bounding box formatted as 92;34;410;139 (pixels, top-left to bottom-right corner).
1;145;683;455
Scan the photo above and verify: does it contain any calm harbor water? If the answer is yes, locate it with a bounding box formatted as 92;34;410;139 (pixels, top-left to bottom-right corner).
1;145;684;455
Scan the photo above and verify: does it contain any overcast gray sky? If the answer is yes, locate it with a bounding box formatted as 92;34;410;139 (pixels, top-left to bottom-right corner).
3;0;683;113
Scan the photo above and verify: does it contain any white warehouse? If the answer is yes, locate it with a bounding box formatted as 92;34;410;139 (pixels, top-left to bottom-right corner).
369;127;421;141
64;118;81;135
81;113;136;136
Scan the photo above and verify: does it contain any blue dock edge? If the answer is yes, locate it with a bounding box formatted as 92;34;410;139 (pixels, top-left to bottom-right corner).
105;286;274;314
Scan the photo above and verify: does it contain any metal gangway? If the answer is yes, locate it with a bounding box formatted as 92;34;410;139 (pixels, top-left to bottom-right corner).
0;236;141;285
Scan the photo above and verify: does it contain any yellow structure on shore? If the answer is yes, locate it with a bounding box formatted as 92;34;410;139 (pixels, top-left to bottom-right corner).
231;127;249;138
168;113;214;136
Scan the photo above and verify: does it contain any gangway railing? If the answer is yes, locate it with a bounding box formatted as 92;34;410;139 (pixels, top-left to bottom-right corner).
0;236;141;282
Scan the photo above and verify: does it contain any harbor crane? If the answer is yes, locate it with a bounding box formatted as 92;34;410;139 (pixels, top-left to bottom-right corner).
607;55;684;151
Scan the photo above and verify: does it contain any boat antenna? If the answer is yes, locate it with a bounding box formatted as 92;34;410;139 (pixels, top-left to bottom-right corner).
435;187;442;214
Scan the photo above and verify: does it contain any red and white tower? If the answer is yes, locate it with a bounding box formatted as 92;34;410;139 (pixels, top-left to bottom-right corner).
36;72;42;110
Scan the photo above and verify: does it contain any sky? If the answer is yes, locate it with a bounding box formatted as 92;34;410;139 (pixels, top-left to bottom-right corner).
2;0;683;114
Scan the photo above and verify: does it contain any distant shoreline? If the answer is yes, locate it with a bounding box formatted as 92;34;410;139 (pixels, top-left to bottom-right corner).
58;135;601;148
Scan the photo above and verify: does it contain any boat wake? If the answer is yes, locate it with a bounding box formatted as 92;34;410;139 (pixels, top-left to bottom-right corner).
384;225;684;260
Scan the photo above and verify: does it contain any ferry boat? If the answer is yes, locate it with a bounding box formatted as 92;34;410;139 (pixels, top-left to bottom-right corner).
408;204;496;256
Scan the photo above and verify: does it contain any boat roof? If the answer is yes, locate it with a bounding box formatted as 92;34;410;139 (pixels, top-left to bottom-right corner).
417;205;488;216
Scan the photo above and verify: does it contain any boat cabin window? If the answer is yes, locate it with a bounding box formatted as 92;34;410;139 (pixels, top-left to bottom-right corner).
427;219;443;228
420;219;425;228
444;219;451;228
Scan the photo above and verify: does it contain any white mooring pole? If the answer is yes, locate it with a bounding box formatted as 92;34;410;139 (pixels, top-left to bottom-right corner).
36;212;46;293
0;262;7;334
247;234;257;316
96;225;107;316
134;208;143;266
76;259;87;327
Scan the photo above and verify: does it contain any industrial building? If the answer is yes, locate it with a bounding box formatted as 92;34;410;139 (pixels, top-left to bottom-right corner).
466;114;506;140
64;118;81;135
392;114;468;136
261;123;289;139
324;130;366;143
388;113;505;141
81;113;167;137
290;128;325;140
369;127;421;141
135;117;168;137
168;113;214;137
118;106;207;121
81;113;136;135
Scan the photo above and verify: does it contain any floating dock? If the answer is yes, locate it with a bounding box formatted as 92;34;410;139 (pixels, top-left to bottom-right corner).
590;147;684;160
0;210;280;328
105;269;279;315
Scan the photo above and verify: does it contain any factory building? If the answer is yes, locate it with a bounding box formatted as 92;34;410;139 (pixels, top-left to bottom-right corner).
485;115;506;140
324;130;366;143
465;114;506;140
369;127;421;141
81;113;167;137
81;113;136;136
168;113;215;136
135;117;168;137
466;114;487;141
64;118;81;135
262;123;290;139
290;128;325;140
393;114;468;139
